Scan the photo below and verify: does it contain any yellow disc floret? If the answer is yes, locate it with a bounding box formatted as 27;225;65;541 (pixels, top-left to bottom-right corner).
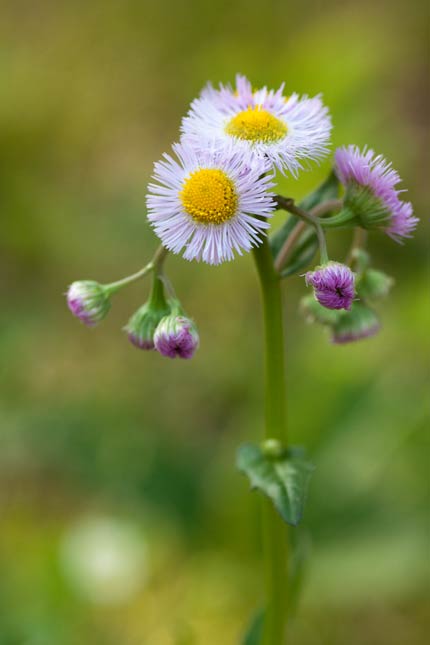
225;106;287;143
180;168;238;225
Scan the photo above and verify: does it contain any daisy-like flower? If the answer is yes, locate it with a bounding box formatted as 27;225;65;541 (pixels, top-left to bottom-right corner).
334;145;418;241
305;262;355;311
146;141;275;265
181;74;332;175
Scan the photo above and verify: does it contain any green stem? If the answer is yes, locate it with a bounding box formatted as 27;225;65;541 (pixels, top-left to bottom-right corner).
104;245;168;295
319;207;355;228
252;238;288;645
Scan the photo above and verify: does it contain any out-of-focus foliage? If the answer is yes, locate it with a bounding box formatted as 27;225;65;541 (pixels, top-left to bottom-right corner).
0;0;428;643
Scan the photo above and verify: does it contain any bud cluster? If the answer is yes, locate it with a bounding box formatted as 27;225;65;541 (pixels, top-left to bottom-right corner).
126;294;199;360
66;265;199;360
301;254;393;345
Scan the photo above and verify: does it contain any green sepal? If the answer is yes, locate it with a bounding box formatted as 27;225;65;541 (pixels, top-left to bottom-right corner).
241;609;264;645
237;443;315;526
346;183;391;228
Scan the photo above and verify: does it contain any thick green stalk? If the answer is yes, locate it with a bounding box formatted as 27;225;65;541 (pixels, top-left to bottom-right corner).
252;238;288;645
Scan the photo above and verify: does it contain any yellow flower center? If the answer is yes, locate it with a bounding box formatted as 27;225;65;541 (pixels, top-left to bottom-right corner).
225;106;287;143
180;168;238;225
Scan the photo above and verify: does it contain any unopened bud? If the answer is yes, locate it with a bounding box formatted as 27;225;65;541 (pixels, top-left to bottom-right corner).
154;305;199;360
66;281;110;326
125;304;167;350
331;303;380;345
305;262;355;311
261;439;285;460
356;269;394;301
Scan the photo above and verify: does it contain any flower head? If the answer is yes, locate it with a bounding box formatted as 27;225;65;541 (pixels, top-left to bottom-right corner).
330;302;380;345
154;306;199;359
146;141;275;265
335;145;418;240
305;262;355;310
66;280;110;326
181;74;332;175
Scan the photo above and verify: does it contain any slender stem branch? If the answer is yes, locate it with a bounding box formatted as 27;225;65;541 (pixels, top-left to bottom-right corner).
346;227;368;267
104;245;168;294
253;239;288;645
275;196;329;265
274;221;306;273
310;198;342;218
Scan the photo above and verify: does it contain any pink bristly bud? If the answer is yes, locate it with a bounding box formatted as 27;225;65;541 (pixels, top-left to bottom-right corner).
305;262;355;311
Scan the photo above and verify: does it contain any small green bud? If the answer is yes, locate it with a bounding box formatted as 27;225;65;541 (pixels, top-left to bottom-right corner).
261;439;286;460
356;269;394;301
331;302;380;344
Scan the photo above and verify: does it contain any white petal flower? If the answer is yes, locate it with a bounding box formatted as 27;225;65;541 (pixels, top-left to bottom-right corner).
146;141;276;265
181;74;332;176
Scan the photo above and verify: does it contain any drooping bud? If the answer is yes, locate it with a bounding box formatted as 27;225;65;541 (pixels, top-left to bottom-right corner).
124;275;170;350
356;269;394;301
66;280;111;326
300;295;343;326
305;262;355;311
330;302;380;344
154;301;199;359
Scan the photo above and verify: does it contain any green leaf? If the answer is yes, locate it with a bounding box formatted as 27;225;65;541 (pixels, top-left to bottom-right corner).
242;610;264;645
270;171;340;259
237;444;314;526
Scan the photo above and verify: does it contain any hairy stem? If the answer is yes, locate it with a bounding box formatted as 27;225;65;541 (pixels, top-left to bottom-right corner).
253;238;288;645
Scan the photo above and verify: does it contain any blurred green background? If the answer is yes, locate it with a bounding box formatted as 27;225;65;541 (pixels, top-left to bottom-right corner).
0;1;428;643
